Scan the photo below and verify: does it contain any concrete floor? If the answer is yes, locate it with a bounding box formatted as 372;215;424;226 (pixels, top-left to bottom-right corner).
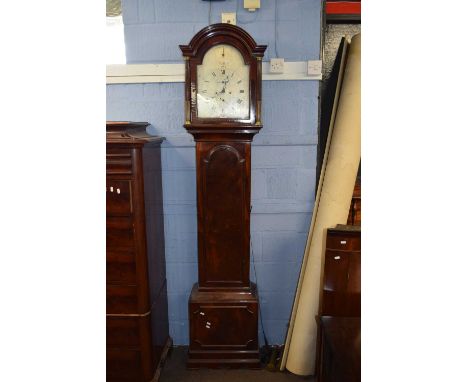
159;347;315;382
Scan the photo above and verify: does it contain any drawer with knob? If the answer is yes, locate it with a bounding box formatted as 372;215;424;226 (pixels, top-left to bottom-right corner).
106;180;133;216
326;234;360;251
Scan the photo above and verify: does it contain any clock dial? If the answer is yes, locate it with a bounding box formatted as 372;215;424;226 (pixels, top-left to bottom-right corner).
197;44;250;119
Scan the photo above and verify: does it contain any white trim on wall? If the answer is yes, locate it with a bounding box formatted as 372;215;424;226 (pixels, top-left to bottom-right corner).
106;61;322;84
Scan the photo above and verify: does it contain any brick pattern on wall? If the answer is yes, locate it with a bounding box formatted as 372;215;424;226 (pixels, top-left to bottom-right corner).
107;0;322;345
122;0;321;63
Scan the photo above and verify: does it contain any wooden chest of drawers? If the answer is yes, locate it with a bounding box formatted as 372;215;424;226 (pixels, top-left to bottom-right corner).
106;122;170;382
320;225;361;317
316;225;361;382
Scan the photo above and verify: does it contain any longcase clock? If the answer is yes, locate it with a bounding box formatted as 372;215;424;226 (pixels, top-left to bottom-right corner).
180;24;266;368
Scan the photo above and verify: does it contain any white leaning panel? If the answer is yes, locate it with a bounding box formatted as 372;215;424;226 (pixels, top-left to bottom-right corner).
282;34;361;376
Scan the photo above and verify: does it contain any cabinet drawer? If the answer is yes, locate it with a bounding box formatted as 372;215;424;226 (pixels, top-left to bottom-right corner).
189;303;258;350
106;348;142;381
107;180;133;216
107;285;139;314
107;316;140;347
326;235;360;251
107;252;137;285
107;217;135;251
106;315;153;348
106;150;133;175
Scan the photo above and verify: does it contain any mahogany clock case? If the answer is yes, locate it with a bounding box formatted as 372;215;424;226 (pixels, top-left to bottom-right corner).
180;24;266;368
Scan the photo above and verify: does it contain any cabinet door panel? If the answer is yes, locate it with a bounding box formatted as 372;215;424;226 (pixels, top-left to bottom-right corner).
190;304;257;350
322;250;349;316
322;248;361;317
197;142;250;287
323;250;349;293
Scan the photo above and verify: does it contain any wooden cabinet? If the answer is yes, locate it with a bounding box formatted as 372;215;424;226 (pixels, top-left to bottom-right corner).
320;225;361;317
106;122;170;382
316;225;361;382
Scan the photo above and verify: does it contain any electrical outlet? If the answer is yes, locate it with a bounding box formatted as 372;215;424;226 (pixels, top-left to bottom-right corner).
307;60;322;76
270;58;284;74
222;12;236;25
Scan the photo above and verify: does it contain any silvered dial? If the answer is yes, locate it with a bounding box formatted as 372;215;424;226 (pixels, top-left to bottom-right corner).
196;44;250;119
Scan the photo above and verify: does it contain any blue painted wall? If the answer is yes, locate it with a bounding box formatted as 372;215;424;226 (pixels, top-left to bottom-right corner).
107;0;321;345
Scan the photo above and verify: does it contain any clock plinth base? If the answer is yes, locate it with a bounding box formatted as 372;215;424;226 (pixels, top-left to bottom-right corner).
187;283;260;369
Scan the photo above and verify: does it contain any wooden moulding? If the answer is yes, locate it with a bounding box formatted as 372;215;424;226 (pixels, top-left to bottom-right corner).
106;121;165;145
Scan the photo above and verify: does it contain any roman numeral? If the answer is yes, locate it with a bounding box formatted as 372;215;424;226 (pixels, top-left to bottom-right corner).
237;80;242;84
212;72;216;77
240;90;244;93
